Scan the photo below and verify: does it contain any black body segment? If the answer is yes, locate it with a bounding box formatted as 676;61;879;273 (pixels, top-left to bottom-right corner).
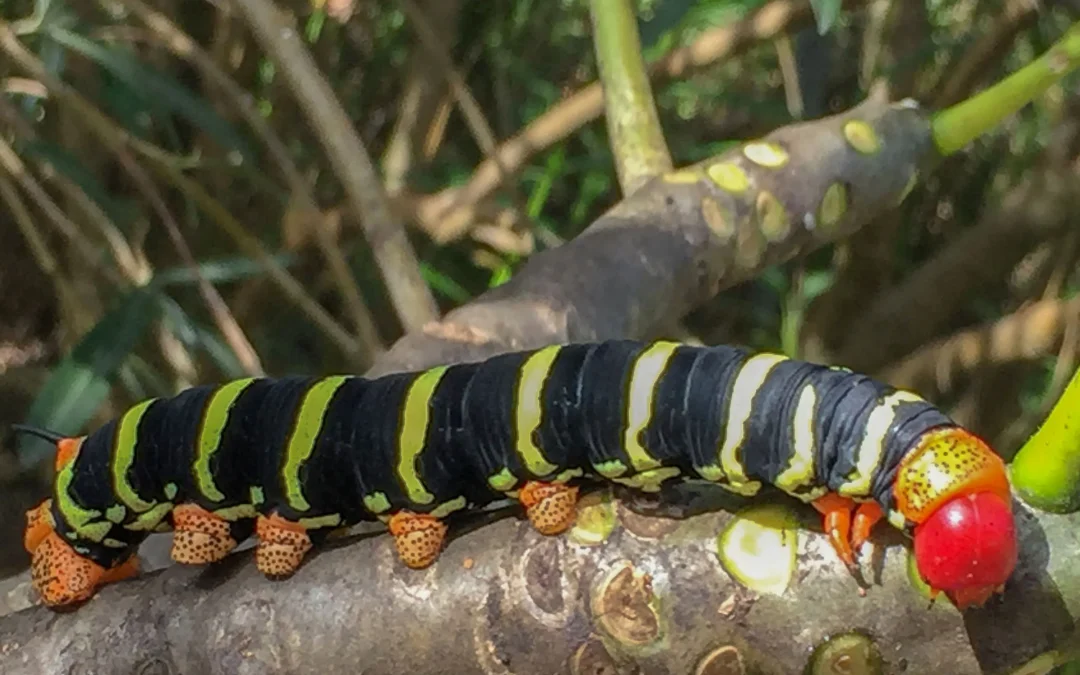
43;340;958;569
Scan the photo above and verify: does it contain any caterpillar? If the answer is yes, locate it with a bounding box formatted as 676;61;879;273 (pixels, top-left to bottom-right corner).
16;339;1018;611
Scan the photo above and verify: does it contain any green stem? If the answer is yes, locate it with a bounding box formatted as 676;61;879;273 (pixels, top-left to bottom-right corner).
589;0;672;194
932;21;1080;157
1010;365;1080;513
1059;661;1080;675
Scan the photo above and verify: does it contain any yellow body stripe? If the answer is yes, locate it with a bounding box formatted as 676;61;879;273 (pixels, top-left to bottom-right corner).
696;464;725;482
623;342;679;472
298;514;342;529
363;492;391;514
62;521;108;542
837;390;925;497
214;504;257;521
554;468;584;483
594;459;628;478
283;376;352;512
488;468;518;491
719;353;789;495
430;496;468;518
113;399;158;513
774;383;820;500
611;467;682;493
105;505;127;523
55;451;107;541
887;509;907;529
514;346;561;476
397;367;447;505
124;502;174;531
195;378;256;502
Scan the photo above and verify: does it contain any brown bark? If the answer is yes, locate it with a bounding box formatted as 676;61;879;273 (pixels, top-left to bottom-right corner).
0;496;1077;675
370;95;929;375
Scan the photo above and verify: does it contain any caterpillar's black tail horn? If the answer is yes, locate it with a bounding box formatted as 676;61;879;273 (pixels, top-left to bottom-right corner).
11;424;67;444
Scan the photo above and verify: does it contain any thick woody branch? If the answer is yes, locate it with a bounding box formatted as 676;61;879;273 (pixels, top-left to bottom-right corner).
370;95;929;376
0;495;1077;674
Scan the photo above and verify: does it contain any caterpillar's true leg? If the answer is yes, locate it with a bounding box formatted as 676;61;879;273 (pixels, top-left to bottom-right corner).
519;480;579;535
171;503;238;565
851;501;884;554
812;493;857;569
255;512;313;578
388;511;447;569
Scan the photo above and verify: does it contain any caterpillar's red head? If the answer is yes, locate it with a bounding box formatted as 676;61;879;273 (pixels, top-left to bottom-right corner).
894;428;1017;611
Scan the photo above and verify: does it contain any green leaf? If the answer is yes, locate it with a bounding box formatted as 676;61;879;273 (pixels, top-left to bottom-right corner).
637;0;697;53
421;263;472;303
526;145;567;219
809;0;842;35
45;27;256;161
16;287;161;470
20;140;136;228
190;326;249;381
489;263;514;289
158;296;248;380
1057;659;1080;675
154;252;299;287
1010;363;1080;513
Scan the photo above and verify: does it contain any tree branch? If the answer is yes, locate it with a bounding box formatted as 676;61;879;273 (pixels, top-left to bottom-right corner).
0;495;1077;674
836;166;1080;374
232;0;439;333
413;0;870;243
369;96;929;376
882;295;1080;396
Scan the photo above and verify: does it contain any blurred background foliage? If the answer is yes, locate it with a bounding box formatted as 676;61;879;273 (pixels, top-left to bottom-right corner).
0;0;1078;581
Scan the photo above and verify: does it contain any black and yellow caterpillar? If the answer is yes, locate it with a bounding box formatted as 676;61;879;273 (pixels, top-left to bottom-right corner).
19;339;1018;610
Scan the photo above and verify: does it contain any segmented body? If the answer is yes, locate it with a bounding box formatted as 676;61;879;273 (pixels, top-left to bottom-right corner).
46;339;954;571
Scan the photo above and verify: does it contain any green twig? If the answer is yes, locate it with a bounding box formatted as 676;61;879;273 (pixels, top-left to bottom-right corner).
1010;364;1080;513
932;21;1080;156
589;0;672;194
